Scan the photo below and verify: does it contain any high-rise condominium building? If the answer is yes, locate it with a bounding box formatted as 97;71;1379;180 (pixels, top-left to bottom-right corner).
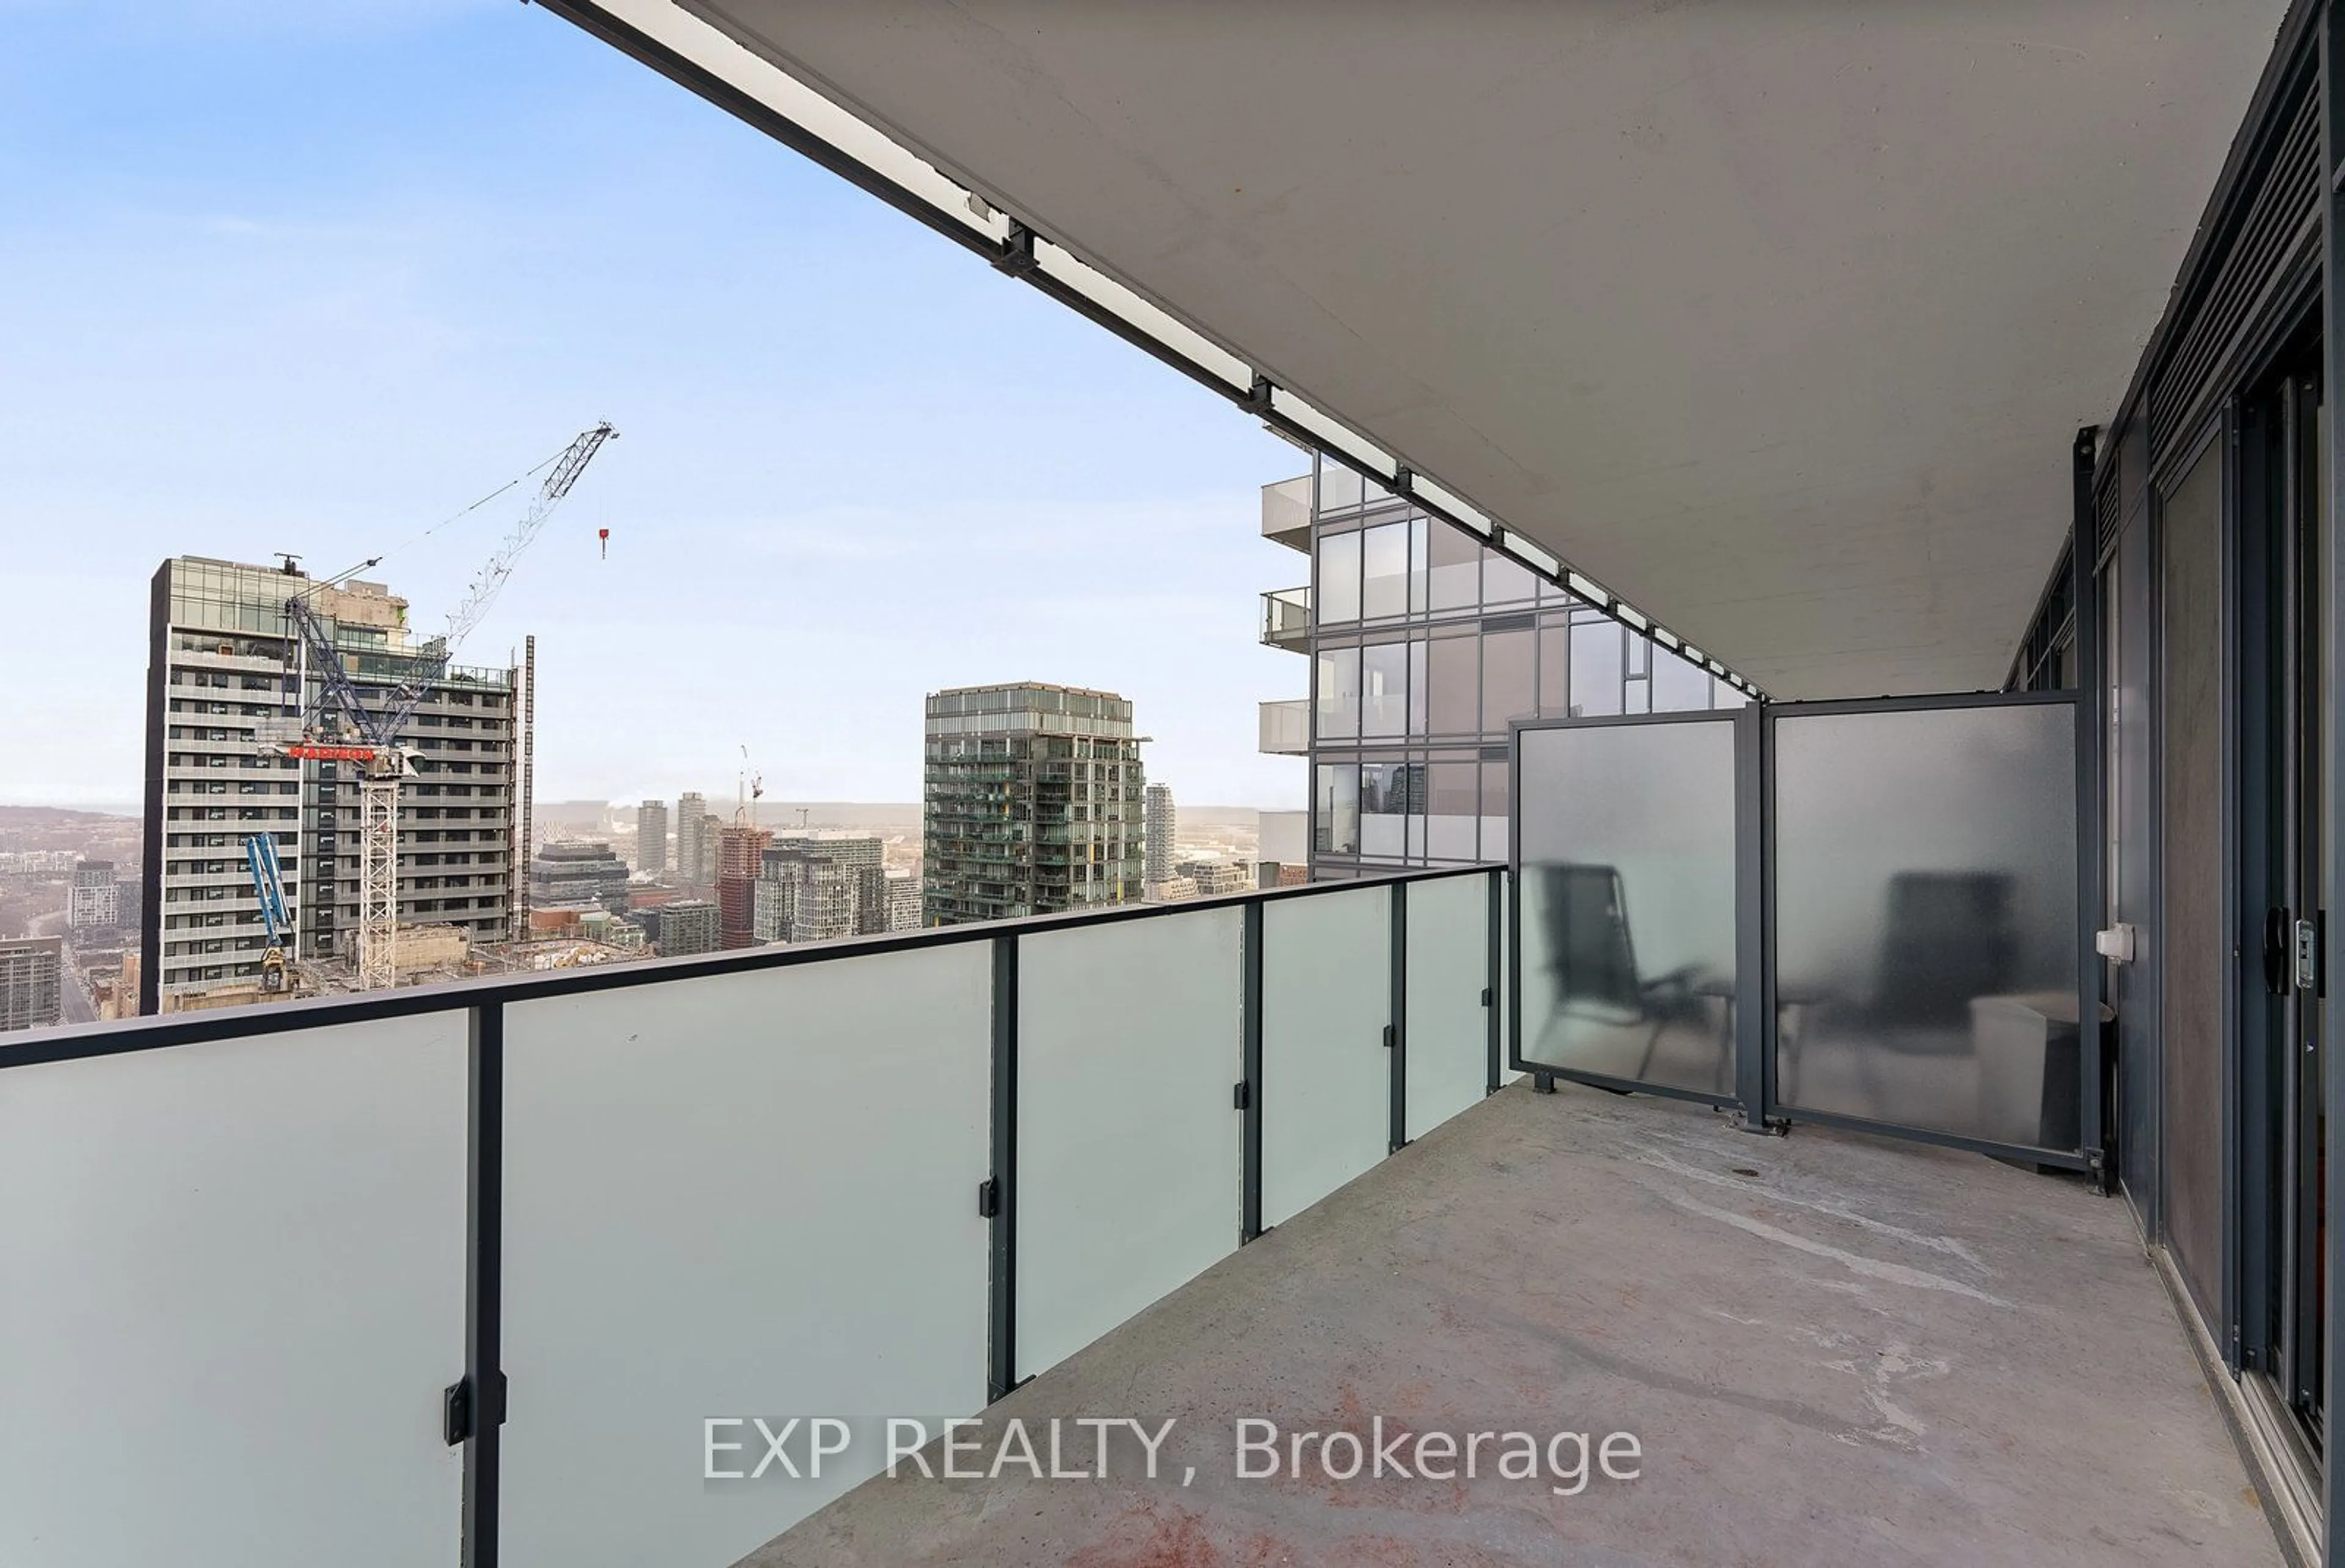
636;799;669;873
140;556;518;1013
675;793;708;887
69;861;121;930
756;836;886;944
1143;783;1176;895
0;937;64;1033
881;872;921;934
697;814;723;887
1257;455;1743;880
923;683;1144;926
717;824;773;949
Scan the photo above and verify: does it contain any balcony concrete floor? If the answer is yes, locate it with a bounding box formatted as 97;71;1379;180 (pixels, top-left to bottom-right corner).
748;1083;2280;1567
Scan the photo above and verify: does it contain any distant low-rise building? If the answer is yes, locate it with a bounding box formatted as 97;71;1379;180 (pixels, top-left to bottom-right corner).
529;841;631;915
657;898;720;957
1176;858;1252;896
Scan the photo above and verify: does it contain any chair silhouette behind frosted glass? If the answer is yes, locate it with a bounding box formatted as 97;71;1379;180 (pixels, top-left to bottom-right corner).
1536;863;1727;1086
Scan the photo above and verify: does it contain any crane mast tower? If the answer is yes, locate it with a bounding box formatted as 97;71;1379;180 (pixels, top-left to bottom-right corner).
279;421;616;989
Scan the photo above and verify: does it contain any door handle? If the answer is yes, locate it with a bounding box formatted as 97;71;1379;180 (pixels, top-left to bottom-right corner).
2264;906;2293;995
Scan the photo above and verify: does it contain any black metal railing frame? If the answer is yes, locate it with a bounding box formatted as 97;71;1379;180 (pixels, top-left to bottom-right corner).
2;861;1507;1567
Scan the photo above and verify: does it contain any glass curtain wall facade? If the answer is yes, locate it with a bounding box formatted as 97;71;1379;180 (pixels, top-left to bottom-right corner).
923;683;1146;925
1276;454;1741;878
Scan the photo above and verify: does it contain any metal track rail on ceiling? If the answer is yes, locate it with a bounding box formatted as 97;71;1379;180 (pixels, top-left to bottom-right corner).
529;0;1765;700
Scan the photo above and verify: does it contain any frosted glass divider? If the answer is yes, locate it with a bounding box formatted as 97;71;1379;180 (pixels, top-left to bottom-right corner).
1262;886;1394;1227
497;946;992;1568
1511;714;1740;1099
1769;698;2082;1152
1405;874;1494;1140
1015;907;1244;1380
0;1014;469;1568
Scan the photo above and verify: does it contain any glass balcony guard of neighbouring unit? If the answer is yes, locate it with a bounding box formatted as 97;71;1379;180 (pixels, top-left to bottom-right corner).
1259;586;1311;652
1258;697;1310;756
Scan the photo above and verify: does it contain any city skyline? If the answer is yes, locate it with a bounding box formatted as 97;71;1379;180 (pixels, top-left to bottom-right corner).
0;2;1303;812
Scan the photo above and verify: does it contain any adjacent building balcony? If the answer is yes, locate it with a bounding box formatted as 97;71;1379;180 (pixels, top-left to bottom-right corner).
1257;697;1309;757
1259;586;1310;652
1260;472;1310;553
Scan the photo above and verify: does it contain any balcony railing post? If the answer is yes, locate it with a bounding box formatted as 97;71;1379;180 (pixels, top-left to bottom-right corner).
1389;880;1407;1153
1732;702;1773;1133
457;1000;506;1568
1240;900;1265;1243
986;934;1020;1402
1486;867;1503;1095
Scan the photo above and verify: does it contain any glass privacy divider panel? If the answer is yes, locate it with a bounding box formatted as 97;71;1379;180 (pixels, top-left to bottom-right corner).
1016;907;1243;1381
1516;718;1739;1097
498;946;992;1568
0;1015;470;1568
1405;873;1493;1140
1772;701;2081;1153
1262;886;1393;1227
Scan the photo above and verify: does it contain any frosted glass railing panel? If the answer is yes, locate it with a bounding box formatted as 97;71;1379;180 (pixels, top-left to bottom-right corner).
1263;887;1392;1226
0;1015;468;1568
1405;873;1492;1140
499;946;992;1568
1517;719;1737;1096
1773;702;2081;1150
1017;908;1243;1379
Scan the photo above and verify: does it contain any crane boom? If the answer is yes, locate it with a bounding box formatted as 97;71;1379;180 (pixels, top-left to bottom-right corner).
278;421;617;760
242;833;294;994
377;419;616;741
436;421;616;662
271;419;618;989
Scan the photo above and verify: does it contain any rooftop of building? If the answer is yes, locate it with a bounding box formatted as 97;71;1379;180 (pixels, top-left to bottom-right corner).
927;680;1129;703
533;840;622;861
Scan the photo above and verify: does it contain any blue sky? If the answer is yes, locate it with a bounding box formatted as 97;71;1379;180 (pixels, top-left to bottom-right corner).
0;0;1307;810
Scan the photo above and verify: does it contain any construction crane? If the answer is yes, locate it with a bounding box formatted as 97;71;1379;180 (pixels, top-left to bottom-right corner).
738;744;764;829
280;421;617;989
242;832;295;995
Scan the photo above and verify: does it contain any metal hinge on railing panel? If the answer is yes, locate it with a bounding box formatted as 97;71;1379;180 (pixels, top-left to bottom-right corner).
443;1371;507;1447
977;1177;1002;1219
1232;1080;1251;1111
